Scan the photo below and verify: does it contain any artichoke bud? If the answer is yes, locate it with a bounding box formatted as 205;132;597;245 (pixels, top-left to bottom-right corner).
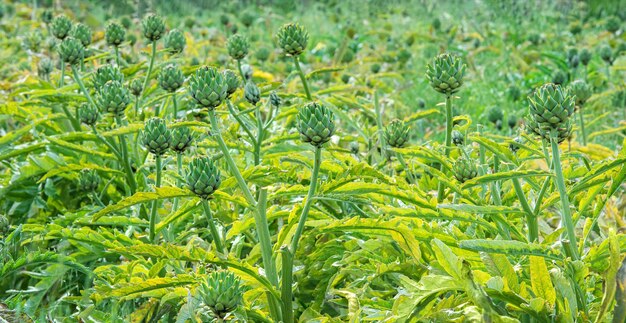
606;16;620;33
158;64;184;93
487;106;504;125
349;141;360;154
78;169;100;192
71;23;92;47
453;157;478;183
222;70;240;98
58;37;84;65
552;70;567;85
528;83;575;132
600;45;613;64
569;79;591;106
255;47;270;62
426;53;465;96
51;15;72;40
244;81;260;106
37;57;54;78
142;14;165;42
227;34;249;60
296;102;336;147
241;64;253;80
451;129;464;146
198;271;243;318
41;10;53;24
187;157;221;199
579;48;592;66
220;14;229;26
189;66;228;109
97;80;131;116
370;63;381;74
105;22;125;47
170;126;194;153
417;98;426;109
22;31;42;52
269;91;281;107
240;11;255;28
276;23;309;56
507;114;518;129
93;65;124;92
506;85;521;102
80;103;100;126
165;29;186;54
142;117;171;155
129;79;143;97
384;119;410;148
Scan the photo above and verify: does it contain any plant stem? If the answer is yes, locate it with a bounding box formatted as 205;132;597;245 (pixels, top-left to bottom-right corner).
149;154;162;242
237;59;246;81
115;115;137;194
374;90;385;162
290;146;322;253
172;94;178;119
226;99;255;142
550;130;580;260
578;105;587;146
115;46;121;67
293;56;312;100
201;200;225;255
172;153;183;211
437;94;453;202
512;177;538;242
254;103;263;166
139;40;157;111
280;246;294;323
72;66;96;108
59;64;65;87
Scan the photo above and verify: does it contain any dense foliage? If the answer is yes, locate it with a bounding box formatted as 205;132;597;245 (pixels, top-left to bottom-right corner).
1;0;626;322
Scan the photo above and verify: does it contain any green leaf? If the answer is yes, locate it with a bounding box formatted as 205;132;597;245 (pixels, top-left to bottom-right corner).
480;253;520;293
459;239;558;259
530;255;556;307
91;187;193;221
431;238;463;280
462;169;552;189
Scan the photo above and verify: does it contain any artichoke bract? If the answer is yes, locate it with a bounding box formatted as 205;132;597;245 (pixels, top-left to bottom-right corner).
170;126;194;153
198;271;243;318
453;157;478;183
78;169;100;192
426;53;465;96
71;23;92;47
384;119;410;148
297;102;335;147
187;157;221;199
97;80;131;116
80;103;99;126
227;34;249;60
222;70;240;98
105;22;125;47
158;64;184;93
51;15;72;40
58;37;84;65
142;14;165;42
188;66;228;109
165;29;186;54
276;23;308;56
93;65;124;92
142;118;171;156
569;79;592;105
244;81;260;106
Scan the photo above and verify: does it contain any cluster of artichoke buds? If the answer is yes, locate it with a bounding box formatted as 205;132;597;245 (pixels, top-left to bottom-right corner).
526;83;575;142
384;119;410;148
426;53;465;96
198;271;244;319
296;102;336;147
142;118;172;156
187;157;221;199
453;157;478;183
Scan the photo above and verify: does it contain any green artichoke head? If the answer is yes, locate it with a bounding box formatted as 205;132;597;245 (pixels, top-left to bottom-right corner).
129;79;143;97
276;23;309;56
58;37;84;65
600;45;613;64
569;79;592;106
78;169;100;192
37;57;53;78
269;91;281;107
97;80;131;116
187;157;221;199
296;102;336;147
507;114;518;129
41;9;53;24
170;126;194;153
528;83;575;131
142;117;172;156
227;34;249;60
71;23;92;47
486;106;504;125
80;103;99;126
93;65;124;92
453;157;478;183
579;48;591;66
158;64;184;93
384;119;410;148
451;129;464;146
188;66;228;109
507;85;521;102
244;81;260;106
426;53;465;96
240;11;255;27
222;70;240;98
105;22;125;47
51;15;72;40
198;271;243;319
142;14;165;42
165;29;186;54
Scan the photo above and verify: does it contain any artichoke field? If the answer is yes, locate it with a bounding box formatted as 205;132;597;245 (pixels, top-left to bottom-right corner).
1;1;626;322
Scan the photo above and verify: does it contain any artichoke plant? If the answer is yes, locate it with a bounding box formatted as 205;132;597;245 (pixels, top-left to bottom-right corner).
227;34;249;60
142;14;165;42
93;65;124;92
58;37;84;65
77;169;100;192
198;271;243;318
384;120;410;148
170;126;194;153
96;80;131;116
105;22;125;47
187;157;221;199
244;81;260;106
142;118;171;156
276;23;309;56
165;29;186;54
71;23;92;47
79;103;99;126
297;102;336;147
526;83;575;143
222;70;240;98
158;64;184;93
426;53;465;96
188;66;228;109
453;157;478;183
51;15;72;40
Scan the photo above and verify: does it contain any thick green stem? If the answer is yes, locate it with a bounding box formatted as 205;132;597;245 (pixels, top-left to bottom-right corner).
374;90;385;162
149;154;162;242
437;95;453;202
237;59;246;82
139;41;157;111
173;153;183;211
290;146;322;253
254;103;264;166
550;130;580;260
59;64;65;87
293;56;312;100
202;200;225;255
72;66;96;108
114;46;121;67
115;115;137;194
281;246;294;323
578;105;587;146
512;177;538;242
172;94;178;119
226;100;255;142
